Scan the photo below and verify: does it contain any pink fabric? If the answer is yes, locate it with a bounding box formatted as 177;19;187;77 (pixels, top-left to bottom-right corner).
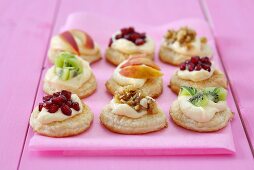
29;13;235;155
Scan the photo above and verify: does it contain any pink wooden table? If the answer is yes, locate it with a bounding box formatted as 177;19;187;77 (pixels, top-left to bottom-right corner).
0;0;253;169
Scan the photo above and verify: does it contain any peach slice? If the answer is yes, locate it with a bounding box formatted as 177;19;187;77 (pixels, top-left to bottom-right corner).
121;56;160;70
119;65;163;78
60;31;80;55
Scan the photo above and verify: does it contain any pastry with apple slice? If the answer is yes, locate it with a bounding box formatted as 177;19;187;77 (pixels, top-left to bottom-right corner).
43;52;97;98
106;27;155;66
169;56;227;94
30;90;93;137
48;29;101;64
100;86;168;134
159;27;212;65
170;86;233;132
105;55;163;98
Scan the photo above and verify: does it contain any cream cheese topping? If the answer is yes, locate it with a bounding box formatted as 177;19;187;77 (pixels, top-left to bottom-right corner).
37;94;83;124
178;96;227;122
177;64;215;82
44;58;92;90
112;61;146;88
110;98;152;119
163;38;212;57
111;32;155;54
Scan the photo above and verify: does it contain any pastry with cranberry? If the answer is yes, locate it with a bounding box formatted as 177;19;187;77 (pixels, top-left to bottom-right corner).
169;56;227;94
30;90;93;137
43;52;97;98
100;87;167;134
159;27;212;65
170;86;233;132
106;27;155;66
105;55;163;98
48;29;101;64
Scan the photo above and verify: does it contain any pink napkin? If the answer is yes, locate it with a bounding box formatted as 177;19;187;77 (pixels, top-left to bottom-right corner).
29;13;235;155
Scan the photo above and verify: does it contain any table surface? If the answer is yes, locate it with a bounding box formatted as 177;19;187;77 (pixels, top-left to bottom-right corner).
0;0;253;169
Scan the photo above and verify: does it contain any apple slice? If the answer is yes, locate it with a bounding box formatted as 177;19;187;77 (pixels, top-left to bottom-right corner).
70;29;95;49
60;31;80;55
121;56;160;70
120;65;163;78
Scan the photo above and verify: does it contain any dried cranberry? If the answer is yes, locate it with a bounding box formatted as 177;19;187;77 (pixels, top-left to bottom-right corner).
108;38;113;47
140;33;146;38
179;63;186;70
48;104;59;113
71;102;80;111
43;95;53;102
52;95;66;105
61;90;72;100
201;64;210;70
195;64;202;71
66;100;73;107
130;33;140;40
53;92;61;97
115;34;122;39
43;101;52;109
38;103;43;111
121;28;129;35
61;104;72;116
135;39;145;45
191;56;200;64
200;57;209;63
188;63;195;71
128;27;134;33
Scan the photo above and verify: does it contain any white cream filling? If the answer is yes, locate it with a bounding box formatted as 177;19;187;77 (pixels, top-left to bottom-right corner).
37;94;83;124
163;38;212;57
112;61;146;88
44;58;92;90
178;96;227;122
111;32;155;54
177;64;215;82
110;97;154;119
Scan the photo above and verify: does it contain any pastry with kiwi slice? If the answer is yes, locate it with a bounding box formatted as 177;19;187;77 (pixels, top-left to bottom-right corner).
105;55;163;98
100;86;168;134
48;29;101;64
43;52;97;98
30;90;93;137
169;56;227;94
159;27;212;65
170;86;233;132
106;27;155;66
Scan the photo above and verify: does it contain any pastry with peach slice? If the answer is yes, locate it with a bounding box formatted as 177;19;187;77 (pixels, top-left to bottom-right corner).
48;29;101;64
100;86;168;134
106;27;155;66
105;55;163;98
43;52;97;98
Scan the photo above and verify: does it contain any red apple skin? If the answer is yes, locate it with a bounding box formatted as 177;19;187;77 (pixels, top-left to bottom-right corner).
120;56;161;70
84;32;95;49
60;31;80;55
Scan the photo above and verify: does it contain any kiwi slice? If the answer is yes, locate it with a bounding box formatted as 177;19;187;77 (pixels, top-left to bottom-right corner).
189;92;208;107
179;86;198;96
64;58;83;74
54;52;83;80
60;68;70;80
204;87;227;103
55;52;75;67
